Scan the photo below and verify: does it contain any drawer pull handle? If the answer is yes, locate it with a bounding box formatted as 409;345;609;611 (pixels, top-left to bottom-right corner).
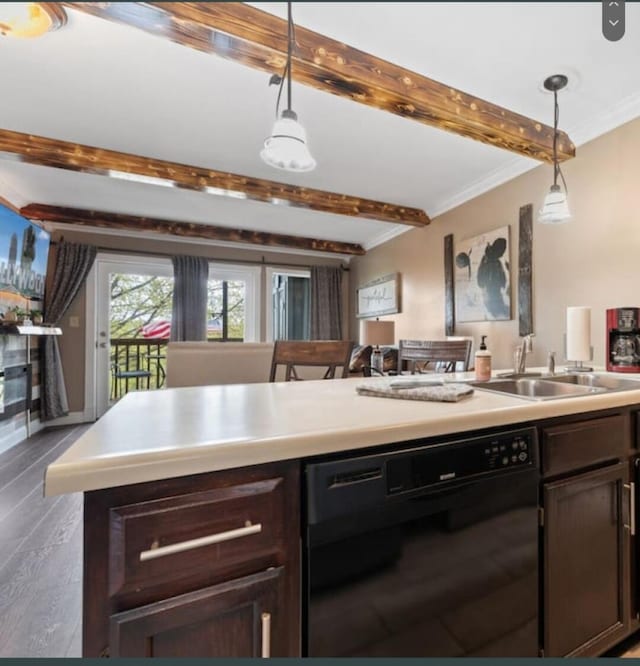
261;612;271;658
627;482;636;536
139;522;262;562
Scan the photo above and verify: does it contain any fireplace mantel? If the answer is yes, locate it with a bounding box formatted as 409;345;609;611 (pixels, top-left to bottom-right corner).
0;324;62;336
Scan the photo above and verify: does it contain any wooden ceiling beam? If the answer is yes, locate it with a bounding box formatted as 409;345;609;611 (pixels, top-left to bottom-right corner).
20;204;366;256
63;2;575;163
0;129;428;226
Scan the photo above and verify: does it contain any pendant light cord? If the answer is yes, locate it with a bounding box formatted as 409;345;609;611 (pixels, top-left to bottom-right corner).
287;1;293;112
552;90;559;187
553;88;569;194
274;2;295;118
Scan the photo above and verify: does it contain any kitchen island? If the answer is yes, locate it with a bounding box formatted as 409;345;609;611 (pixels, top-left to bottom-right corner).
45;373;640;657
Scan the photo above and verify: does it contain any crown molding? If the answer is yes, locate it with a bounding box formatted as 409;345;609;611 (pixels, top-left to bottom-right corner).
569;90;640;148
363;224;412;252
428;157;537;220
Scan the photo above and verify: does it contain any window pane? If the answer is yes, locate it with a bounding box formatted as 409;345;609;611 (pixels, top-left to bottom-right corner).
226;280;246;340
272;273;310;340
110;273;173;339
207;279;246;341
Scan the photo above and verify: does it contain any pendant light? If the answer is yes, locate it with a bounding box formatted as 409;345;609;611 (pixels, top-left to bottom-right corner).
538;74;571;224
260;2;316;172
0;3;66;38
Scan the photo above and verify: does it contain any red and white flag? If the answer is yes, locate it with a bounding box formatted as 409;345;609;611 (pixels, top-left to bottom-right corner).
140;320;171;339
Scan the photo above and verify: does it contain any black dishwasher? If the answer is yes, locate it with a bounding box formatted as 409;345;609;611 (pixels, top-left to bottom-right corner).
303;427;540;657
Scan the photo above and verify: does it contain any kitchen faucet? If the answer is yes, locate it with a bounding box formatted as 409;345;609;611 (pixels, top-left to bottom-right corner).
517;334;535;373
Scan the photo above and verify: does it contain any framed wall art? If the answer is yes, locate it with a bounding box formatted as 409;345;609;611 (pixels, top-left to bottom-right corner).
454;226;511;322
356;273;400;318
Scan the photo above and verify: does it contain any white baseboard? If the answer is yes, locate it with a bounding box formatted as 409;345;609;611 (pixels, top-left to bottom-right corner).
0;417;45;456
45;410;93;427
0;410;93;456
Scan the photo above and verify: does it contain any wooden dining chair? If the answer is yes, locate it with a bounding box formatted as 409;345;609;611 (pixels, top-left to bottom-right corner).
269;340;355;382
398;339;473;374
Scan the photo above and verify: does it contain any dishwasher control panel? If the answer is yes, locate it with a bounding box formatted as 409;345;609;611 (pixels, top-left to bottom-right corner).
386;427;537;495
484;432;532;469
306;427;538;523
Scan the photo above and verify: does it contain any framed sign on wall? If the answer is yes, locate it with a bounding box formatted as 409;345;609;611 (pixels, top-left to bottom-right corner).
356;273;400;318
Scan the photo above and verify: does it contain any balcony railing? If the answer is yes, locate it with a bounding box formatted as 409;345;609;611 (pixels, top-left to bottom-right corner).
110;338;168;399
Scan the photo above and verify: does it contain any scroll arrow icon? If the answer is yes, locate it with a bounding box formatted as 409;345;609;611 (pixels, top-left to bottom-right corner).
609;18;619;25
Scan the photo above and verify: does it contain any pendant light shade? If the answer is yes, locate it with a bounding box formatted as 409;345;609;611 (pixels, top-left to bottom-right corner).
539;184;571;224
260;2;316;173
538;74;570;224
261;110;316;172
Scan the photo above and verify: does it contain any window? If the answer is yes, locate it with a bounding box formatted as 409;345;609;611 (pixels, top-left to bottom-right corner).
208;264;260;342
266;267;311;341
110;273;173;340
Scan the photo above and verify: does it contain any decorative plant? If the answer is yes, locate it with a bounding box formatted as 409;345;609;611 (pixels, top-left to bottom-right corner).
31;309;43;324
3;306;19;321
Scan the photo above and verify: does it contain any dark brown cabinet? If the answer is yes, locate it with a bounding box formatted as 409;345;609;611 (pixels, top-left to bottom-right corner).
541;413;628;478
543;462;631;656
83;461;300;658
110;567;285;657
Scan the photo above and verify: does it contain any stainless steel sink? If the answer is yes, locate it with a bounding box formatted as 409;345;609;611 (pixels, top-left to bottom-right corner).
471;372;640;401
496;371;544;380
470;378;606;401
542;373;640;391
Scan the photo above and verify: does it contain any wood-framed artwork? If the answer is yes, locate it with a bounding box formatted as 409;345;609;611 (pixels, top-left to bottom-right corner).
356;273;400;318
518;204;534;336
454;225;511;322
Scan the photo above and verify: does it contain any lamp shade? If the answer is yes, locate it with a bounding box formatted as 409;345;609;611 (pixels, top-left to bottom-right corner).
260;112;316;173
538;184;571;224
0;3;66;38
361;319;395;347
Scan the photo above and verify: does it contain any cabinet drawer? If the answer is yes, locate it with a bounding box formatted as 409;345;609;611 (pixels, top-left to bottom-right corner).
108;477;285;595
542;414;628;477
110;566;285;657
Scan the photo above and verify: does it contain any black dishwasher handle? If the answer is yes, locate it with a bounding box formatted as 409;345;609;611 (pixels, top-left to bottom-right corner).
404;480;481;502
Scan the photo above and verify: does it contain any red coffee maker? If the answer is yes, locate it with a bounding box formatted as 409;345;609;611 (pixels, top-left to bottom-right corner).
606;308;640;372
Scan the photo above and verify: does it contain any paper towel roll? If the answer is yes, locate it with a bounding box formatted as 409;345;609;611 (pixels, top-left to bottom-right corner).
566;306;591;361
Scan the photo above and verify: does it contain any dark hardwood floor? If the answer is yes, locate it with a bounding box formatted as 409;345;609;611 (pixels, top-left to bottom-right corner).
0;424;89;658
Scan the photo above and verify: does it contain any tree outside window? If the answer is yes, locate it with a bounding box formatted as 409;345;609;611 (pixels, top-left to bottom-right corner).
110;273;173;339
207;279;245;341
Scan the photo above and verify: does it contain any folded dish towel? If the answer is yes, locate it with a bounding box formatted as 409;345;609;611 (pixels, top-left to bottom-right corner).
356;378;474;402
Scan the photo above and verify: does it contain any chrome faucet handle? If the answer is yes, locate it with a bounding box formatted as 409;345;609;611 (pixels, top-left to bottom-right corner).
516;334;535;374
523;333;535;352
547;351;556;375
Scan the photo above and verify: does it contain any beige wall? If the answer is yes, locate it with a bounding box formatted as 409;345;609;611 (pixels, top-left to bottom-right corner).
48;230;349;413
350;117;640;372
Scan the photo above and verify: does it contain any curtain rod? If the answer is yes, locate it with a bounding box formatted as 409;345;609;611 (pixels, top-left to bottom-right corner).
50;240;350;271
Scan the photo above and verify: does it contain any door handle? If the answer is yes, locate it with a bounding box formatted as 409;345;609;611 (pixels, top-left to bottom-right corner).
624;482;636;536
99;342;107;348
261;612;271;658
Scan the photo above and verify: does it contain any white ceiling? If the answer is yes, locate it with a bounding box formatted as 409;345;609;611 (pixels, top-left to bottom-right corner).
0;2;639;257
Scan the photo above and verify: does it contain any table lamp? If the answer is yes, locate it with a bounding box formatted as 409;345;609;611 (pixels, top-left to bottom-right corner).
362;318;395;374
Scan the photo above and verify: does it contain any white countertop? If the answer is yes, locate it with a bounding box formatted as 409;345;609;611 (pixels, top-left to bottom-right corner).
44;370;640;496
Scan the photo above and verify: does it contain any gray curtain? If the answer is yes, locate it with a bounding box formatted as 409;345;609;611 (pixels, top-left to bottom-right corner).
171;255;209;341
310;265;343;339
41;241;97;421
